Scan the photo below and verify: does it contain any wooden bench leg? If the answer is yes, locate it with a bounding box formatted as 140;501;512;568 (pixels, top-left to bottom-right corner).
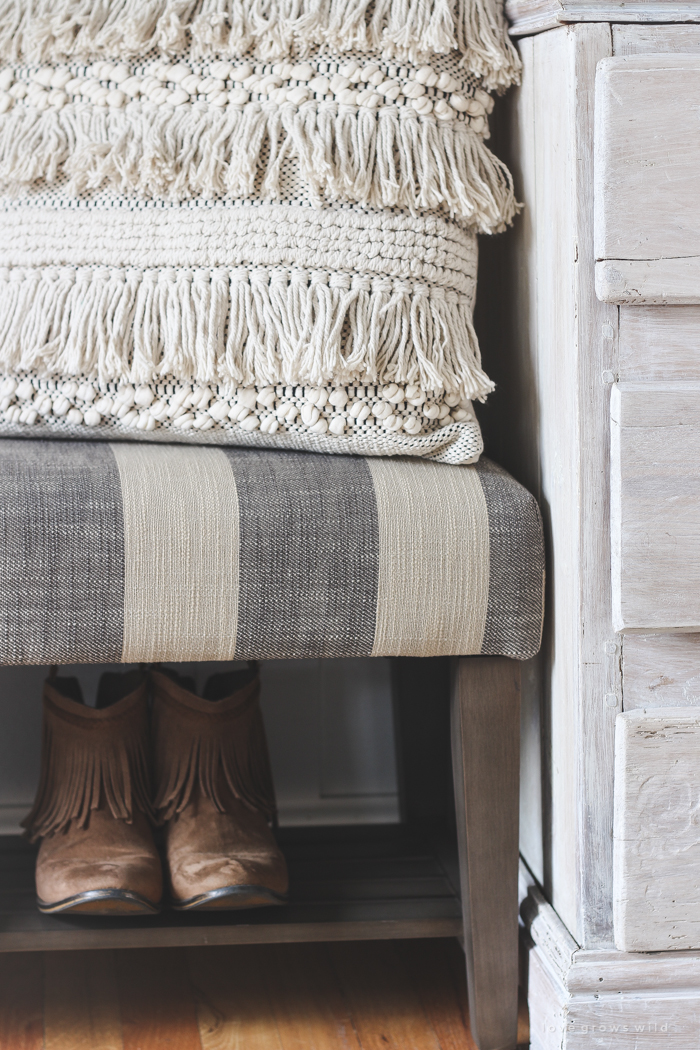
451;656;521;1050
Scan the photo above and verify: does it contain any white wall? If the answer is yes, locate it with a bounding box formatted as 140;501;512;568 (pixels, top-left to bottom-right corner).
0;658;399;832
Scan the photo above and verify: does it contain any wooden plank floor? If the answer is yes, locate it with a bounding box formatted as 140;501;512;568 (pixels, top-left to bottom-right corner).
0;939;529;1049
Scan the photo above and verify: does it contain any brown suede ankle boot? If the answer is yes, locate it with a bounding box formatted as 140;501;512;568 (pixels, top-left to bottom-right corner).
151;664;288;911
23;670;162;916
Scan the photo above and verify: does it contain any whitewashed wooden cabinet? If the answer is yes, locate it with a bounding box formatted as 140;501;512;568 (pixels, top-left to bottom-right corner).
478;8;700;1046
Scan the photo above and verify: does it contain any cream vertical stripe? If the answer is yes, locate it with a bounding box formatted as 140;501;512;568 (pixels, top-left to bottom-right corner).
367;459;490;656
111;445;240;662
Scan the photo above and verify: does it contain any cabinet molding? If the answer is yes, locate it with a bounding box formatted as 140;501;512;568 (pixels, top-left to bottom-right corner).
520;860;700;1048
507;1;700;37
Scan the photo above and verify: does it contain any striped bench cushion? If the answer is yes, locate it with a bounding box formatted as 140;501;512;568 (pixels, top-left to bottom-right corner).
0;441;543;664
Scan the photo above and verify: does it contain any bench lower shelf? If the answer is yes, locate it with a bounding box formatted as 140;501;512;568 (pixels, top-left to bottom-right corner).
0;824;462;951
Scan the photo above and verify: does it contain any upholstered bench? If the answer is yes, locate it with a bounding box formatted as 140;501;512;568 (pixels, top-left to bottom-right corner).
0;440;544;1050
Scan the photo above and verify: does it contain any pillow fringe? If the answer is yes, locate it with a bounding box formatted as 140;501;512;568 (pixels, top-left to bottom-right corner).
0;264;494;399
0;0;520;85
0;99;519;232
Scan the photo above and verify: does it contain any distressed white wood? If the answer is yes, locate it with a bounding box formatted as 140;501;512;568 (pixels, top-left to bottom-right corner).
595;55;700;305
614;708;700;951
520;860;700;1048
504;24;618;947
476;38;547;888
611;382;700;632
507;1;700;37
614;23;700;54
623;634;700;708
596;259;700;306
619;306;700;380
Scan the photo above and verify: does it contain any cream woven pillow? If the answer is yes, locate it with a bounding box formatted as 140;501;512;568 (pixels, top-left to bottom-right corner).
0;0;519;463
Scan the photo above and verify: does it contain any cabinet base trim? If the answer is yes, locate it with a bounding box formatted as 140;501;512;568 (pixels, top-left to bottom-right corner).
520;861;700;1049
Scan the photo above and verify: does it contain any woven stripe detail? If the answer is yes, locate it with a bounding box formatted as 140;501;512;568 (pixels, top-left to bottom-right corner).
112;443;240;662
227;449;379;659
0;201;478;293
367;456;489;656
0;442;544;663
0;439;124;664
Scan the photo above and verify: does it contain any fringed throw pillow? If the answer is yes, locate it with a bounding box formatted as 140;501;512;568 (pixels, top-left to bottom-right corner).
0;0;520;463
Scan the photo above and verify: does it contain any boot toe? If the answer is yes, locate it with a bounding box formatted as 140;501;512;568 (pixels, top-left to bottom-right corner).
169;850;288;906
166;796;288;909
35;810;162;915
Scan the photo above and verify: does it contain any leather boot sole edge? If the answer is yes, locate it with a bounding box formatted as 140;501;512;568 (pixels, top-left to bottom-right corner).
37;888;162;915
171;885;288;911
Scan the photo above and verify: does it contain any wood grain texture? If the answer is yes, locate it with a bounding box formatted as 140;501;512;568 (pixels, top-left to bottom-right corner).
451;657;520;1050
614;23;700;53
506;0;700;37
401;939;477;1050
595;54;700;305
619;306;700;380
44;951;123;1050
614;709;700;951
0;951;43;1050
611;382;700;632
506;23;619;949
189;945;284;1050
115;948;202;1050
596;259;700;305
0;940;487;1050
623;634;700;708
260;943;364;1050
329;940;442;1050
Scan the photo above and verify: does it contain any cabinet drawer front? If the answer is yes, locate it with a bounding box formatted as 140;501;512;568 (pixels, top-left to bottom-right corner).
615;708;700;952
611;382;700;631
623;633;700;708
619;306;700;381
595;55;700;304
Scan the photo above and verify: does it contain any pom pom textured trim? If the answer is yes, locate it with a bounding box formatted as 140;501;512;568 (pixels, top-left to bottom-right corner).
0;371;485;464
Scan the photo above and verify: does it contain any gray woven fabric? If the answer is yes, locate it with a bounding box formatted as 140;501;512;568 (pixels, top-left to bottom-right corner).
476;458;545;661
0;440;124;664
0;440;543;664
225;449;379;659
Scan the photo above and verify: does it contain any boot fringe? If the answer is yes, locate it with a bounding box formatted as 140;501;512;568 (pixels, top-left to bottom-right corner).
152;674;278;822
0;0;521;85
0;100;518;232
0;265;494;400
22;687;155;841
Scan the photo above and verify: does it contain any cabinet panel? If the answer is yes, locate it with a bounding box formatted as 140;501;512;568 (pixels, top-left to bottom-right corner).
619;306;700;380
614;708;700;951
611;382;700;631
595;55;700;304
613;24;700;54
623;634;700;708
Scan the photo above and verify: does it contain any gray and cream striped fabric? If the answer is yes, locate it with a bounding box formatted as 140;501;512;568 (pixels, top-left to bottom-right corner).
0;441;543;664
